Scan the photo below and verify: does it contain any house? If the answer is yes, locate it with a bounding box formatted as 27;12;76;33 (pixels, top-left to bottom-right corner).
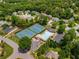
75;31;79;36
41;13;52;19
47;20;53;26
46;51;59;59
13;12;17;15
0;0;3;2
63;20;68;23
65;26;71;31
0;21;11;27
73;24;79;30
17;14;33;20
52;17;60;22
24;10;30;14
18;11;24;15
31;11;40;15
70;17;74;21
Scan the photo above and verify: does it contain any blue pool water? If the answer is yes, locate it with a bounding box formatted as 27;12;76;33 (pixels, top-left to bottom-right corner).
41;30;52;41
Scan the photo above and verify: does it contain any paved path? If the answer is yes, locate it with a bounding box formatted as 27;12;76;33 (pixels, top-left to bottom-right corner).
0;36;34;59
4;27;18;37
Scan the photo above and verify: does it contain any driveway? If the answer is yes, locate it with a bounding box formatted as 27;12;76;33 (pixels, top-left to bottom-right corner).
0;36;34;59
53;33;64;43
31;38;42;52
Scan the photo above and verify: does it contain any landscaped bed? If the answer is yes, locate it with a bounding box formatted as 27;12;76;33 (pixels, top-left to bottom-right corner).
0;43;13;59
0;27;6;36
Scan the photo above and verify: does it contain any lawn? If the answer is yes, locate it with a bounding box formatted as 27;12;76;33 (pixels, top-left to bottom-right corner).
8;36;20;44
0;31;5;36
0;43;13;59
0;28;6;36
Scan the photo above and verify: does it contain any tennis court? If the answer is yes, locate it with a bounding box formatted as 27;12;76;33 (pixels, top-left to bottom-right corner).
28;24;45;33
16;24;45;39
16;29;36;39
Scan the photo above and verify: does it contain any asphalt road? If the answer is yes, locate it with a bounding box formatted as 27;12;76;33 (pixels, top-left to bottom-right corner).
0;36;34;59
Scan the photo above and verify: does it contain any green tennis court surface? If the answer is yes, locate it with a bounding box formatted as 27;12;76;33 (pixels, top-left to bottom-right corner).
16;23;45;39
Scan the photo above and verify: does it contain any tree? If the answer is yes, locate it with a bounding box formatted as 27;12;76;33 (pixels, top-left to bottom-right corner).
60;34;71;46
11;15;19;26
47;39;57;48
2;24;9;29
36;43;49;56
57;24;66;34
59;48;70;59
19;37;31;53
59;29;77;59
11;15;28;28
38;55;46;59
59;20;65;25
60;29;76;46
39;15;48;26
51;22;59;29
71;42;79;59
60;8;73;19
68;21;75;27
0;40;5;56
68;29;76;40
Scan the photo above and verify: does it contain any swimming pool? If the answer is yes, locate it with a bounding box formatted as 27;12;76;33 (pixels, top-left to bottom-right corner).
40;30;53;41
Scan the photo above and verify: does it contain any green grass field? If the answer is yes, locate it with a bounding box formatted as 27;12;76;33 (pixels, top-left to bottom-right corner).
8;36;20;44
0;43;13;59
